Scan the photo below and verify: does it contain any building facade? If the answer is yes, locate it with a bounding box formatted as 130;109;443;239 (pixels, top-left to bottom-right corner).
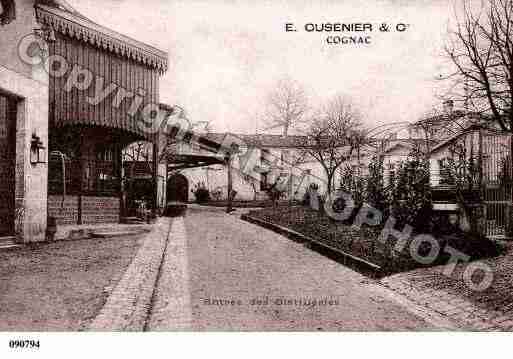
1;0;50;241
0;0;168;242
166;133;338;203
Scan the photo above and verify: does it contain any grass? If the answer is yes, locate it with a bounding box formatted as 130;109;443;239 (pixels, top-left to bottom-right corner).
247;205;503;276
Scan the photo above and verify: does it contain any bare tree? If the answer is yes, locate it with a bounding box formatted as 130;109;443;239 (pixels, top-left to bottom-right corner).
444;0;513;131
262;77;308;136
301;95;366;195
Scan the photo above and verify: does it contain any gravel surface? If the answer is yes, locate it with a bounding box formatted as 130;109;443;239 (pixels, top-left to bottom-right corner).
183;208;437;331
386;242;513;314
0;235;143;331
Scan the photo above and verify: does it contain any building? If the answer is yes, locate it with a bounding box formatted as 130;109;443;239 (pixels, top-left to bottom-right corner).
428;125;512;238
163;133;330;203
0;0;168;242
409;103;513;238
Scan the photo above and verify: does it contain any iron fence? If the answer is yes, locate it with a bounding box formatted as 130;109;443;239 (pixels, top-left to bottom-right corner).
48;157;121;196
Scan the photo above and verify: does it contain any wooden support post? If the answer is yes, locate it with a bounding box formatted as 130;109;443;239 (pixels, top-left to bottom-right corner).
226;154;233;213
77;132;83;225
152;140;158;217
117;141;124;221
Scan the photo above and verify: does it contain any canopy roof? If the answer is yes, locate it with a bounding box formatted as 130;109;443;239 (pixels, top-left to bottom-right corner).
166;154;225;171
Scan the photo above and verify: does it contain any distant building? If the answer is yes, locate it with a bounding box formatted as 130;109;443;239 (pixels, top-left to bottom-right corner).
166;133;327;202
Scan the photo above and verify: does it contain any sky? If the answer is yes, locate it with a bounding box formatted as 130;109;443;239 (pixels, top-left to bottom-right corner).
67;0;457;135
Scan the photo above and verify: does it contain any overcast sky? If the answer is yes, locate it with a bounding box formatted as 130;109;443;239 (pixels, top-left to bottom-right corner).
67;0;456;135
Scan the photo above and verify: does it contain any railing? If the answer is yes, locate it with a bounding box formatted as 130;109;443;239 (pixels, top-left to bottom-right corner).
48;157;121;196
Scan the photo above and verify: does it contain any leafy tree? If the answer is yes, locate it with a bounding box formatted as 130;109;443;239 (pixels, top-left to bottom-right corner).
387;145;432;230
339;164;366;207
365;155;388;212
444;141;483;233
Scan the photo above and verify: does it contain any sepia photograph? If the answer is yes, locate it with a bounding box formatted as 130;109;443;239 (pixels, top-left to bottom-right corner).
0;0;512;356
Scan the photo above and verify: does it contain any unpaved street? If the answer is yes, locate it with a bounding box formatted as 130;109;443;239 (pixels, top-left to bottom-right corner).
0;235;143;331
150;208;439;331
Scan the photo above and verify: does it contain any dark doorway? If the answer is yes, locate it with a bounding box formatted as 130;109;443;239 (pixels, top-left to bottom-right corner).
167;174;189;203
0;93;16;236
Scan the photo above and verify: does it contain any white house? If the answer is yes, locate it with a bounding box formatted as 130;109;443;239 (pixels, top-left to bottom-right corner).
166;133;331;202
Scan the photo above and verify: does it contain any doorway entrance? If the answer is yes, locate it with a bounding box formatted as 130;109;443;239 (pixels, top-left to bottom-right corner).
0;93;16;236
167;174;189;203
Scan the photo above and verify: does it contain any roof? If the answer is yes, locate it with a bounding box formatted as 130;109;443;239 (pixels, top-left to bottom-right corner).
429;124;506;154
203;133;308;148
381;141;414;155
35;1;168;72
412;110;467;126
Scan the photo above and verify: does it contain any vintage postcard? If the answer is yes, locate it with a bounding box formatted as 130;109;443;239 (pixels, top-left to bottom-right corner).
0;0;512;356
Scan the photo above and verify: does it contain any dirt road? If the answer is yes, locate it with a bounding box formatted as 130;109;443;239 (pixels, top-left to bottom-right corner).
149;208;439;331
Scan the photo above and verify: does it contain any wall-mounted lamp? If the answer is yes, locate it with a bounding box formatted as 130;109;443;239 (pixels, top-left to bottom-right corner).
30;134;46;165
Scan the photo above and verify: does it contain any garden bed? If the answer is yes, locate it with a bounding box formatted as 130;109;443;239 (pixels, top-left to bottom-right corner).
246;206;503;277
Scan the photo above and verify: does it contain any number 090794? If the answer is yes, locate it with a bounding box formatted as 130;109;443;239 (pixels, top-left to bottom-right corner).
8;340;40;349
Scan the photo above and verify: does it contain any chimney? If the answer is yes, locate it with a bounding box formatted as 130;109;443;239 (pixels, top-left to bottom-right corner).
443;99;454;114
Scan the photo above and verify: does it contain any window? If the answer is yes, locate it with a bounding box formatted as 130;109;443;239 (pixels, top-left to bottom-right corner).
260;172;268;191
388;163;396;184
97;147;113;161
438;158;455;185
281;150;289;164
92;145;119;194
261;149;270;163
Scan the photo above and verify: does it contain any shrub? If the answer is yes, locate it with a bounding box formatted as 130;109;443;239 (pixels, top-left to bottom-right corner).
191;182;210;203
386;145;432;231
265;174;288;206
211;186;223;201
302;183;320;206
365;155;387;212
340;164;366;206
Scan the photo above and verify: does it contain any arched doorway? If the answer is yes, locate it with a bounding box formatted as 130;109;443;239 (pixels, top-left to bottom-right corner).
167;174;189;203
